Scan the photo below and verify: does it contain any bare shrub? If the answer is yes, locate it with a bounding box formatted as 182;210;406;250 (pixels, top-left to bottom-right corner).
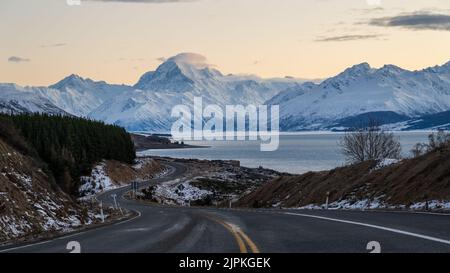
428;129;450;151
339;120;401;163
411;129;450;157
410;143;427;158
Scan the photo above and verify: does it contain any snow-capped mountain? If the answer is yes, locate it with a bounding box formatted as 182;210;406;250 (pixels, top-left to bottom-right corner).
1;53;449;131
89;53;302;131
0;83;68;115
266;61;450;131
45;74;131;116
0;75;131;117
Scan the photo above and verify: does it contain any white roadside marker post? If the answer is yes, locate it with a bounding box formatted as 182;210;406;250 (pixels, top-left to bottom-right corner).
325;191;330;210
111;194;118;210
118;202;123;216
100;201;105;223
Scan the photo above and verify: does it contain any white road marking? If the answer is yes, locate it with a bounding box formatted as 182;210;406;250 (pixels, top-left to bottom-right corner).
113;210;142;226
284;212;450;246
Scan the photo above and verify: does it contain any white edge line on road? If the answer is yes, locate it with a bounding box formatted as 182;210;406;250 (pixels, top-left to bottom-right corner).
284;212;450;246
114;210;142;226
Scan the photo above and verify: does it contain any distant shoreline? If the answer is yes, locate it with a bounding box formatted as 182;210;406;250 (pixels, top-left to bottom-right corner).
132;130;438;137
136;144;209;152
131;133;209;151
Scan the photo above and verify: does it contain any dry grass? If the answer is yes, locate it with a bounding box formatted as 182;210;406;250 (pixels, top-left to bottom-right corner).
236;145;450;208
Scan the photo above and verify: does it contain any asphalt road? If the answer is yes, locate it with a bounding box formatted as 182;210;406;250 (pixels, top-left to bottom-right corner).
1;162;450;253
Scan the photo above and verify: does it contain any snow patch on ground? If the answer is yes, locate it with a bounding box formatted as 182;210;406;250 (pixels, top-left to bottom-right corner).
0;216;31;237
373;158;401;170
0;195;91;240
298;196;387;210
79;162;117;198
297;197;450;211
152;180;213;206
132;157;152;170
410;200;450;210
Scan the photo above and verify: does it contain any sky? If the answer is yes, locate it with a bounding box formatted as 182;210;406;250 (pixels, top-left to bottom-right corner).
1;0;450;86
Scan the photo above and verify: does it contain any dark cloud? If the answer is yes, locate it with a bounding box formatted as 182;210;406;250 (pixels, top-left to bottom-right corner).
315;34;383;42
355;7;385;15
8;56;30;63
369;12;450;31
40;43;67;48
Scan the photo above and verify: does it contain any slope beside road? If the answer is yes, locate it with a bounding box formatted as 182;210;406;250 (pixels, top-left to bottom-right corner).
1;161;450;253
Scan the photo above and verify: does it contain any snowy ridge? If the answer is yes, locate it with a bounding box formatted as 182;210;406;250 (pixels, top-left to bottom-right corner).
0;84;68;115
268;61;450;131
45;74;132;116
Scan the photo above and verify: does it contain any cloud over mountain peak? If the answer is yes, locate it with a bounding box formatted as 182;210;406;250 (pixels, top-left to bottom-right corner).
166;52;213;69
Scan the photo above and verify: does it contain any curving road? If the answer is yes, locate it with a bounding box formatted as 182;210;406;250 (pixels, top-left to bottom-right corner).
1;162;450;253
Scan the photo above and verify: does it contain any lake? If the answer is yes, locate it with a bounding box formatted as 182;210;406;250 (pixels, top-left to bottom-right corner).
138;132;431;174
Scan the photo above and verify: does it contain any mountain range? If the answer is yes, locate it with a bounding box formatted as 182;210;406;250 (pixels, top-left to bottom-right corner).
268;61;450;131
1;53;449;132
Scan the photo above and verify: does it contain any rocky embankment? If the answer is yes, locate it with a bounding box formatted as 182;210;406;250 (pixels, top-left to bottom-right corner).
0;119;164;244
0;135;108;243
140;157;283;206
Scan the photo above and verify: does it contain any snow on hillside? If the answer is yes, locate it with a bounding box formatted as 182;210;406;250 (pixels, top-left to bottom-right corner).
79;162;118;198
0;138;99;242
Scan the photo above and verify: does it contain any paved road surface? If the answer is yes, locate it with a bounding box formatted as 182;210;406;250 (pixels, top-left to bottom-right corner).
1;162;450;253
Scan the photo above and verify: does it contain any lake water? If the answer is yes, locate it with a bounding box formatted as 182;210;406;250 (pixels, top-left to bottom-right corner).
138;132;431;174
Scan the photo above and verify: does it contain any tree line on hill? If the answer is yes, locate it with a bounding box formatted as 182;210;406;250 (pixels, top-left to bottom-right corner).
0;113;135;195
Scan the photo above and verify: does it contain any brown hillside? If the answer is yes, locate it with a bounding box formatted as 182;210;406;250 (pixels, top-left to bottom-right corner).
0;120;102;242
236;145;450;209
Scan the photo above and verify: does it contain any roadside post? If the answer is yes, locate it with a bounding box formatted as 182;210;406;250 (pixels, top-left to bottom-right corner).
118;202;123;215
325;191;330;210
131;181;139;199
226;194;233;209
111;194;118;210
100;201;105;223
